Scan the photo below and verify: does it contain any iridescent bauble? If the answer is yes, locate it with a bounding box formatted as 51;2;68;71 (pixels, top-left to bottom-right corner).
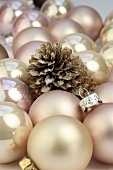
100;22;113;47
15;41;46;66
0;101;33;163
101;41;113;70
0;58;27;81
49;18;85;41
13;10;49;36
0;0;29;35
84;103;113;164
0;77;33;112
29;90;84;125
60;33;97;53
66;6;103;41
41;0;74;18
75;51;109;85
27;115;93;170
12;27;55;55
0;44;9;59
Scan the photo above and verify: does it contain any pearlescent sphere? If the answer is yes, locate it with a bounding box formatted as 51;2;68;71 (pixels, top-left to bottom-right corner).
13;27;55;55
84;103;113;164
100;22;113;47
15;41;46;66
75;51;109;85
0;44;9;59
29;90;84;125
13;10;49;36
0;58;27;81
101;41;113;70
49;18;85;41
41;0;74;18
66;6;103;41
60;33;97;53
27;115;93;170
94;82;113;103
0;77;33;112
105;68;113;82
0;101;33;163
0;0;29;35
104;10;113;26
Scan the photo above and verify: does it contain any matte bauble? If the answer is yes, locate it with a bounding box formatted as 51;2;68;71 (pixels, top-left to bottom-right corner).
0;77;33;112
0;44;9;59
41;0;74;18
27;115;93;170
0;0;29;35
13;27;55;55
29;90;84;125
60;33;97;53
15;41;45;66
66;6;103;41
75;51;109;85
0;58;27;81
84;103;113;164
0;102;33;163
49;18;85;41
13;10;49;36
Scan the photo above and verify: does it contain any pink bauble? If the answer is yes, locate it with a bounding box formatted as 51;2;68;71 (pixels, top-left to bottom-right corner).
12;27;55;55
0;0;29;35
49;18;85;41
13;10;49;36
15;41;46;66
29;90;84;125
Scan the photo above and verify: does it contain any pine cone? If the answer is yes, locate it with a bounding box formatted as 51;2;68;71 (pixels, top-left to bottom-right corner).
26;42;96;99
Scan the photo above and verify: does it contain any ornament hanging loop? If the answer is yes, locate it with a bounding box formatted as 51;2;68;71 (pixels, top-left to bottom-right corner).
78;87;90;99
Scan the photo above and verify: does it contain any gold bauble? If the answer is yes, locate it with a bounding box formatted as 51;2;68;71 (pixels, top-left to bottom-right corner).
104;10;113;26
41;0;74;18
27;115;93;170
60;33;97;53
101;41;113;70
0;58;27;81
0;102;33;163
75;51;109;85
100;22;113;47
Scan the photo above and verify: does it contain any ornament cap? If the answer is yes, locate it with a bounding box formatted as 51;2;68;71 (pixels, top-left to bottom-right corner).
19;156;38;170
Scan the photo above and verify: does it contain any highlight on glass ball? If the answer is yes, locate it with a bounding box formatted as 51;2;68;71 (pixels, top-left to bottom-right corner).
0;0;30;36
0;101;33;163
29;90;84;125
84;103;113;164
101;41;113;70
66;6;103;41
49;18;85;41
100;22;113;47
27;115;93;170
13;10;50;36
0;58;27;80
0;44;9;59
0;77;33;112
41;0;74;18
75;51;109;85
15;41;46;66
12;27;55;55
60;33;97;53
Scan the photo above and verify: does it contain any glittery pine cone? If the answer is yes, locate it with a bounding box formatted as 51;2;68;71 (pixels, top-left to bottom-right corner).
26;42;96;99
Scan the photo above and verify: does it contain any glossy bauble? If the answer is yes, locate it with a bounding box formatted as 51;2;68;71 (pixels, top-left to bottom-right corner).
27;115;93;170
0;0;29;35
0;77;33;112
0;101;33;163
60;33;97;53
0;44;9;59
66;6;103;41
12;27;55;55
49;18;85;42
29;90;84;125
74;51;109;85
13;10;49;36
15;41;46;66
104;10;113;25
84;103;113;164
105;68;113;82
